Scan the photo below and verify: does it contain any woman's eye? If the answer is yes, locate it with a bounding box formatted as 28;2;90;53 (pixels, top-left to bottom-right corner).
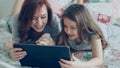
32;17;37;20
41;16;46;19
64;25;67;28
71;27;76;30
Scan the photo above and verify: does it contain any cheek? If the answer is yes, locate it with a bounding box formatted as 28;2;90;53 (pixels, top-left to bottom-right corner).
44;21;47;25
31;22;35;27
73;30;79;37
64;28;67;33
42;18;48;25
75;30;78;35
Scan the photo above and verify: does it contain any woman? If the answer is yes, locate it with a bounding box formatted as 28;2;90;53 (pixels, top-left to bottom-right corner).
57;4;108;68
6;0;60;61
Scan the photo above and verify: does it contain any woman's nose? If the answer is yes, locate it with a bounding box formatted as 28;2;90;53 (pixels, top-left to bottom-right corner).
37;18;43;26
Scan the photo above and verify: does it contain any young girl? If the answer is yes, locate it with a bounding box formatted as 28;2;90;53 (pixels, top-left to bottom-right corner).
57;4;108;68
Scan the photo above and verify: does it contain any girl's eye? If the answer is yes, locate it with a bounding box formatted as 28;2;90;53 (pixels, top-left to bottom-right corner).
71;27;76;30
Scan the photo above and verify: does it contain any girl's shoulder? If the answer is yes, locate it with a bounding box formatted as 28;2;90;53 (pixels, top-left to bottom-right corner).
90;34;100;40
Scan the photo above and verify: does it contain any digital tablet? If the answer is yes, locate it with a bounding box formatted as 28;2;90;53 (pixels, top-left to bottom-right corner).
14;44;71;68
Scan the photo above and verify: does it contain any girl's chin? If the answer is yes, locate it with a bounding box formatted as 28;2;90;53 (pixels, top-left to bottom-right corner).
69;37;78;40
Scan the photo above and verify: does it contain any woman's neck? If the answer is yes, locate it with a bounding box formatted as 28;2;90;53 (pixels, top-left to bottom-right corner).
28;28;43;40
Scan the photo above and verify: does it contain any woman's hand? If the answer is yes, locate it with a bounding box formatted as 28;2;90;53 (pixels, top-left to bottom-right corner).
59;53;82;68
36;40;48;45
10;48;27;61
4;40;27;61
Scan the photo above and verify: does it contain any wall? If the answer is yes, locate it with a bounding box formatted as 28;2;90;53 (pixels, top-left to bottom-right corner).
0;0;15;19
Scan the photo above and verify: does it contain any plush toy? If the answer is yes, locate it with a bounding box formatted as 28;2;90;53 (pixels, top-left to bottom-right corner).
3;40;13;54
36;33;55;46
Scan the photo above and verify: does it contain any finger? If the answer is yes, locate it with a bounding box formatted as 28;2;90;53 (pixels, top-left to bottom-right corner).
15;51;27;56
15;52;27;60
16;56;24;60
13;51;27;61
14;54;26;61
37;41;48;45
36;40;48;45
71;53;78;61
59;61;69;68
12;48;23;52
10;48;23;57
60;59;71;65
36;40;40;45
10;48;26;60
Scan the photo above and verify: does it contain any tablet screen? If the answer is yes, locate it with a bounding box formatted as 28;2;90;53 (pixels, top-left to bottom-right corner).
14;44;71;68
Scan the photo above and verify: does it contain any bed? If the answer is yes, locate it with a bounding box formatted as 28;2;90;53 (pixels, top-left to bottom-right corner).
0;2;120;68
85;2;120;68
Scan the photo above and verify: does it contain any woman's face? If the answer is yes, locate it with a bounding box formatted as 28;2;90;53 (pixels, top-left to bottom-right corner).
31;4;48;32
63;17;79;40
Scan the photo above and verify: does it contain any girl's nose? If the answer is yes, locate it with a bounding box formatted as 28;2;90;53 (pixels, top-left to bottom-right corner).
66;29;71;34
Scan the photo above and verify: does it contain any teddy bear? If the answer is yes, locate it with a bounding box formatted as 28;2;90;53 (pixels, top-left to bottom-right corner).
36;33;55;46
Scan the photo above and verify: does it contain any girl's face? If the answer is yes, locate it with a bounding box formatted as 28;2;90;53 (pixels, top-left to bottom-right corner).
31;4;48;32
63;17;79;40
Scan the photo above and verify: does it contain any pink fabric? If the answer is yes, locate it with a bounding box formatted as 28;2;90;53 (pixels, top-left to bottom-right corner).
48;0;64;16
97;13;111;24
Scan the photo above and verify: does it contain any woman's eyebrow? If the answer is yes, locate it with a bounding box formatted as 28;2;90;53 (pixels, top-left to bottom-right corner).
33;14;47;17
41;14;47;16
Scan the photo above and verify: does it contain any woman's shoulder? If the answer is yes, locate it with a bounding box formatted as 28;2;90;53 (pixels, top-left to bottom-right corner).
52;14;61;31
8;14;19;27
52;14;60;26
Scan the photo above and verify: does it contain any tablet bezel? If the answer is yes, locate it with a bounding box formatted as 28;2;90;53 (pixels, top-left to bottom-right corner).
14;44;71;68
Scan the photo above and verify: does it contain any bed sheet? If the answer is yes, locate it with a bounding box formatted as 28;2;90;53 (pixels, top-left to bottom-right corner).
103;34;120;68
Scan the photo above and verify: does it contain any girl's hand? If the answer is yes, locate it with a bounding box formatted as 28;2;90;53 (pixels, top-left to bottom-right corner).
59;53;82;68
10;48;27;61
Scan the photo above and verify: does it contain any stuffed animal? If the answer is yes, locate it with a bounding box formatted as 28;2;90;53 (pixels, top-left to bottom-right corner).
36;33;55;46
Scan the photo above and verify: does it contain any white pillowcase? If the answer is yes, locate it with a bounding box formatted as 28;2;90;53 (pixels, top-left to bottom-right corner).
96;22;109;39
96;21;120;40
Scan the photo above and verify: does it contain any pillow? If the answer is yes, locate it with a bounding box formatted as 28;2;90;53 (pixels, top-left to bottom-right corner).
96;21;120;40
7;14;20;43
0;19;9;31
96;22;109;39
0;19;12;51
97;13;111;24
48;0;64;16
